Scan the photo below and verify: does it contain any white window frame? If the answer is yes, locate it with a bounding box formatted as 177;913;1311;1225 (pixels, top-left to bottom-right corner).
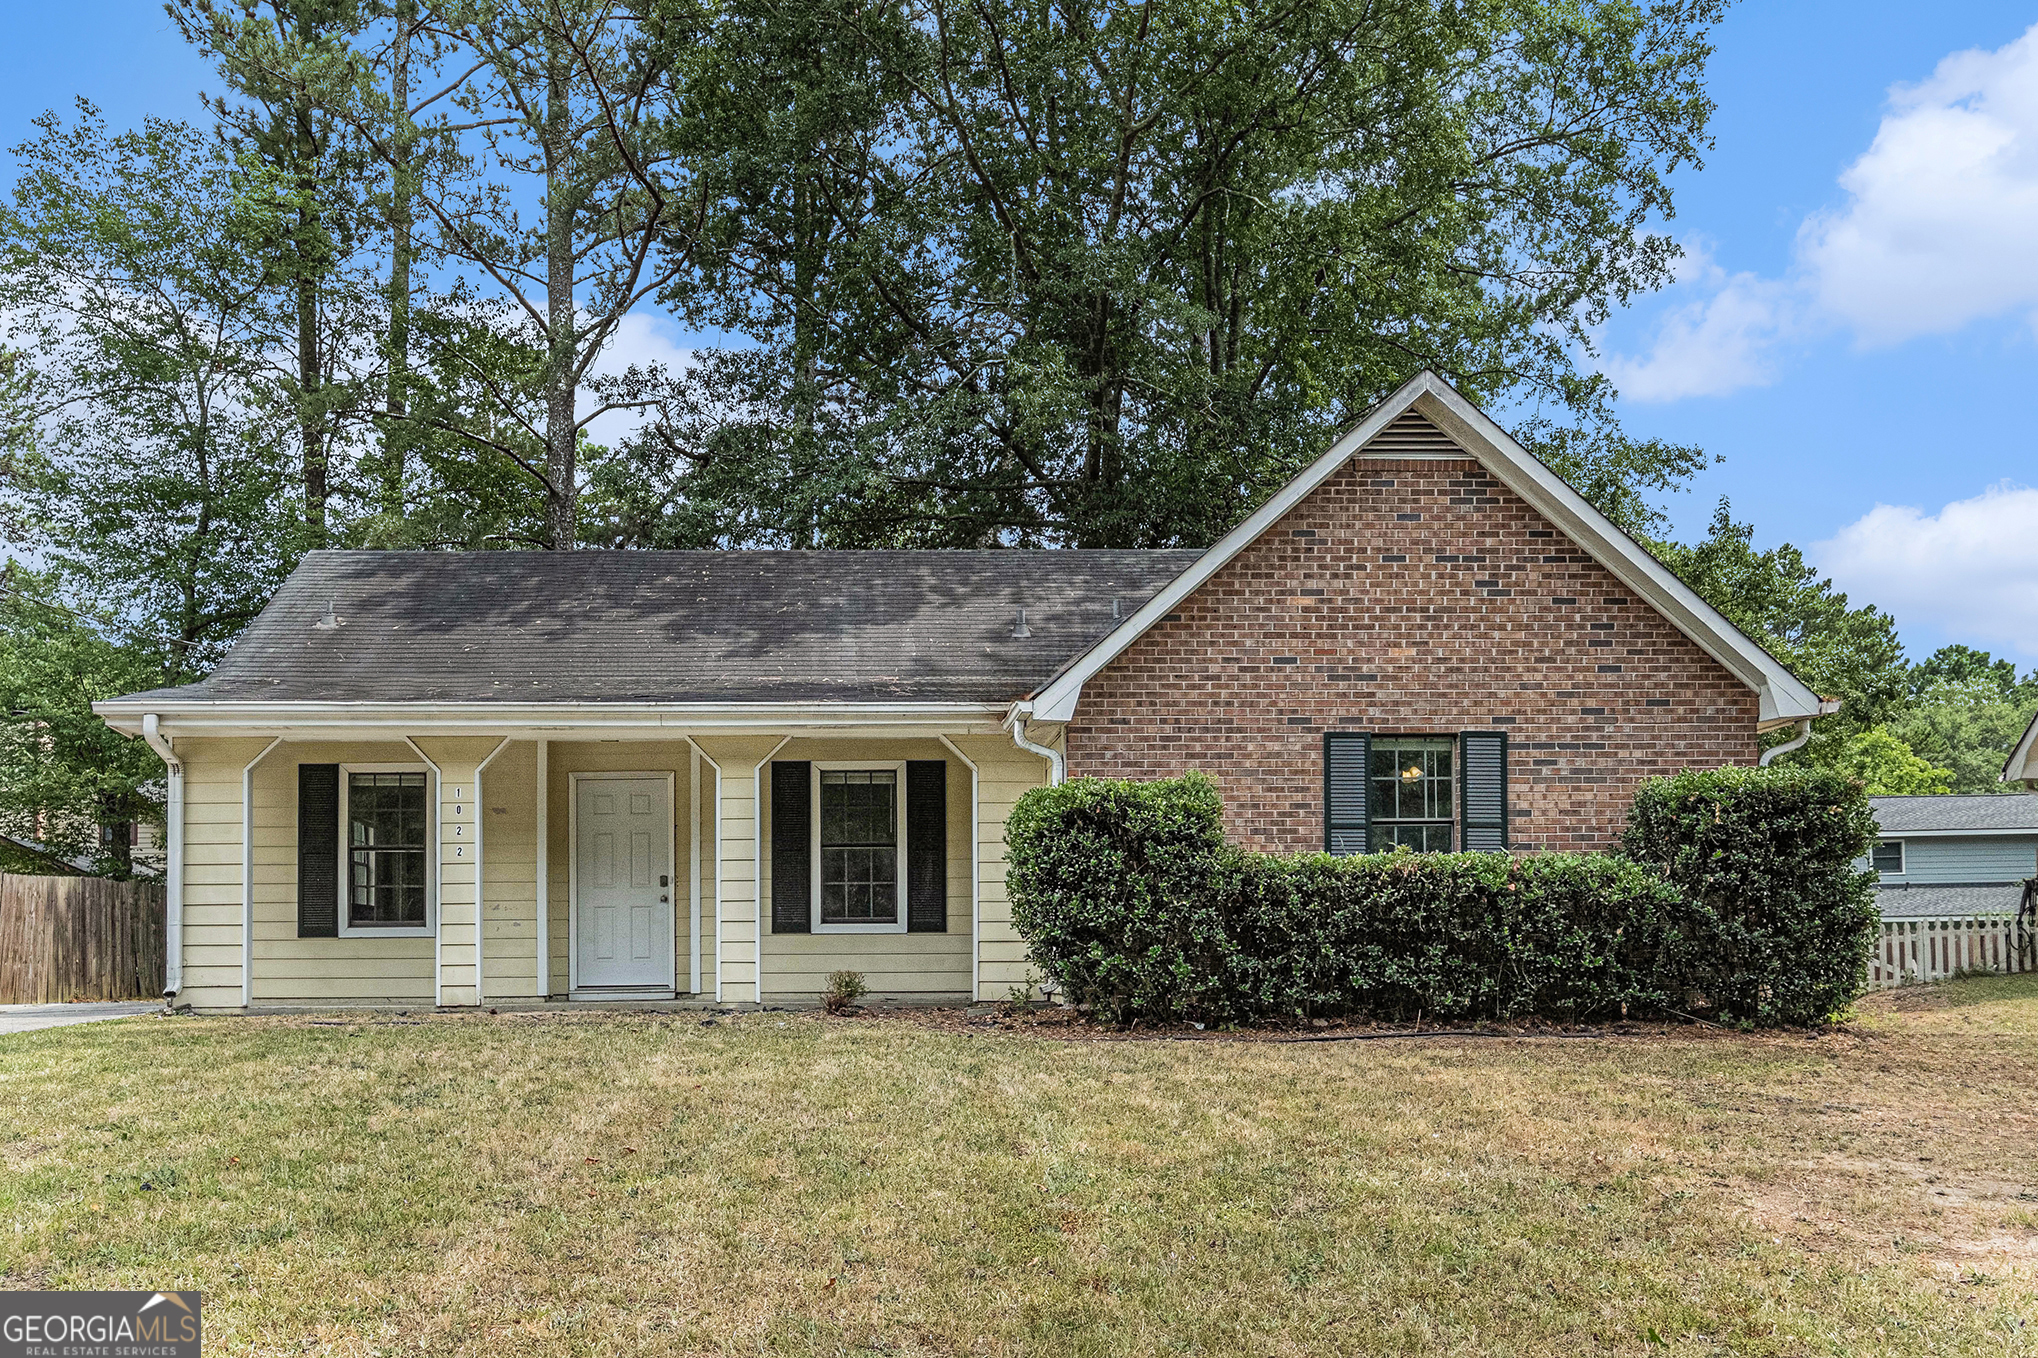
337;762;437;938
810;760;909;935
1368;735;1458;854
1871;839;1905;876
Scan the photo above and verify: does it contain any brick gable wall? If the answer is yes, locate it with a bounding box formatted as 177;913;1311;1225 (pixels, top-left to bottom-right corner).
1064;456;1759;852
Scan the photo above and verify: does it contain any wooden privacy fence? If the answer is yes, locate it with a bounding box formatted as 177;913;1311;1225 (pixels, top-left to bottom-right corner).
0;873;166;1004
1870;912;2037;988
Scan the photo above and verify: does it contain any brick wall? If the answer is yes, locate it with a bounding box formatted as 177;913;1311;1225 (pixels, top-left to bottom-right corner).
1064;457;1760;852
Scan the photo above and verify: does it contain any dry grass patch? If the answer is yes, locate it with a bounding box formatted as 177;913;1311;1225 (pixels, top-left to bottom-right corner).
2;981;2036;1356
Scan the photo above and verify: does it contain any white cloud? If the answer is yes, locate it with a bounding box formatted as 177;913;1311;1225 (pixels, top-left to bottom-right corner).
580;311;695;448
1799;24;2038;345
1601;249;1802;401
1607;23;2038;400
1815;482;2038;662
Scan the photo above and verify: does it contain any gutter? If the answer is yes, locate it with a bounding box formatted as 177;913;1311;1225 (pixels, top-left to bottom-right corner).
141;715;184;999
1005;705;1064;785
1758;717;1813;767
92;699;1009;737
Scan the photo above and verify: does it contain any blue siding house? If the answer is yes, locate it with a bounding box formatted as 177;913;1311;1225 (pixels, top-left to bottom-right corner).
1865;794;2038;920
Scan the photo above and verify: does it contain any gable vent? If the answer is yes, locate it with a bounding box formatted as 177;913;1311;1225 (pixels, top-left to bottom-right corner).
1360;408;1465;460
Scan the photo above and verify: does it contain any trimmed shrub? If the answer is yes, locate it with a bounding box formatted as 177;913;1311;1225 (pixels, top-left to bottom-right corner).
1217;850;1683;1025
1005;773;1230;1024
1622;764;1879;1026
1006;765;1880;1028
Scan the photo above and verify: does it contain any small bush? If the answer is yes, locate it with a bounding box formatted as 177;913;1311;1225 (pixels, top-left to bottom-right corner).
1623;764;1879;1026
823;970;868;1014
1006;765;1880;1028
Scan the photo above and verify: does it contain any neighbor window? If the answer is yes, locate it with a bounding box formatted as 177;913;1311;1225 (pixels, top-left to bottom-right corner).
1870;840;1904;875
1369;738;1455;852
819;769;898;926
348;772;428;927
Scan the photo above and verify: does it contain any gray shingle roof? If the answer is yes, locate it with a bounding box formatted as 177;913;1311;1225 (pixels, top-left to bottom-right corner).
118;549;1202;706
1874;882;2032;918
1868;794;2038;835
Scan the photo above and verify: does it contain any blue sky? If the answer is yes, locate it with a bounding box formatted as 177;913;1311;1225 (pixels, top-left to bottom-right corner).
5;3;2036;664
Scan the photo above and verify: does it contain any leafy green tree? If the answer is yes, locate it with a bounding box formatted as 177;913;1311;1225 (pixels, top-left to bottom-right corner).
1832;728;1952;797
1887;646;2038;794
1651;500;1908;758
0;109;307;675
0;571;169;877
632;0;1725;548
170;0;384;543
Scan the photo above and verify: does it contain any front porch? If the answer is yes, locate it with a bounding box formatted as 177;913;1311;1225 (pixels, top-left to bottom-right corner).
168;722;1054;1013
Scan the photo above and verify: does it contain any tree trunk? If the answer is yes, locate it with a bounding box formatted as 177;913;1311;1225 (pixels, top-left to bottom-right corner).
382;0;415;521
542;27;577;551
294;97;326;542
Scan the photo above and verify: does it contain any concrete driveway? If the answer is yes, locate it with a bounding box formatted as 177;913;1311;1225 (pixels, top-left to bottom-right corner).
0;1002;158;1034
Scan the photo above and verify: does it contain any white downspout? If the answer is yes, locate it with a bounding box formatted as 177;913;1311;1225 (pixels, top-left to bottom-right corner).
141;714;183;1000
1759;717;1813;767
1006;709;1064;785
240;736;286;1009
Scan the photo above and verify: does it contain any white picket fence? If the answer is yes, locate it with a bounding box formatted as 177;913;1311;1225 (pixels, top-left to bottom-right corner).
1870;913;2037;988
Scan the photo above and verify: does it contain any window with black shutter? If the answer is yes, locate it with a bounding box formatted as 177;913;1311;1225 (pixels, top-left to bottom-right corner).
905;761;947;932
297;764;340;937
1328;731;1508;854
1458;731;1509;851
771;759;949;933
1324;733;1370;855
770;760;812;933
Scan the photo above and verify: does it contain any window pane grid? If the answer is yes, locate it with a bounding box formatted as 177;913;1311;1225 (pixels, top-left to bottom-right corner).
1367;739;1455;853
819;769;898;925
348;772;427;927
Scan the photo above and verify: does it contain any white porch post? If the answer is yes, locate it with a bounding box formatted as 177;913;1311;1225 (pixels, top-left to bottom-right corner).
239;737;285;1009
688;745;701;996
536;738;549;999
472;738;511;1004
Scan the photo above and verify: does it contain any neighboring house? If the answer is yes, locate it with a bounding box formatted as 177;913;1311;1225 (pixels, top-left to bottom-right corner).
2005;708;2038;787
1864;794;2038;922
91;371;1832;1012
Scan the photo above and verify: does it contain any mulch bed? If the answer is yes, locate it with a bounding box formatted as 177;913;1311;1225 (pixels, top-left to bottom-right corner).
823;1002;1782;1045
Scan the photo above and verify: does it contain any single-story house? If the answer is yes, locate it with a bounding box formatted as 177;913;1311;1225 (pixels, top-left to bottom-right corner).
1864;794;2038;921
94;371;1832;1012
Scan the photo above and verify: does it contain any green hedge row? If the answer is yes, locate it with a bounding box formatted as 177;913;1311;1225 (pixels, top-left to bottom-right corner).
1006;766;1880;1028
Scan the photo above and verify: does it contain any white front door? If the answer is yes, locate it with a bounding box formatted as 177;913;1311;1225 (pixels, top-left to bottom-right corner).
574;775;673;991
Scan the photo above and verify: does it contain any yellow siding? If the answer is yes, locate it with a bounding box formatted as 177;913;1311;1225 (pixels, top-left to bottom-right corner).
169;726;1050;1011
756;738;973;1000
480;742;540;998
176;738;437;1010
949;734;1053;999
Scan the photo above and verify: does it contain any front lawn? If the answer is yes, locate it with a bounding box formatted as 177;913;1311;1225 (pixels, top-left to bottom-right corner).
3;982;2036;1357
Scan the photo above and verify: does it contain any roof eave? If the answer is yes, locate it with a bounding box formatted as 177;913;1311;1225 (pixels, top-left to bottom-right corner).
92;697;1013;740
